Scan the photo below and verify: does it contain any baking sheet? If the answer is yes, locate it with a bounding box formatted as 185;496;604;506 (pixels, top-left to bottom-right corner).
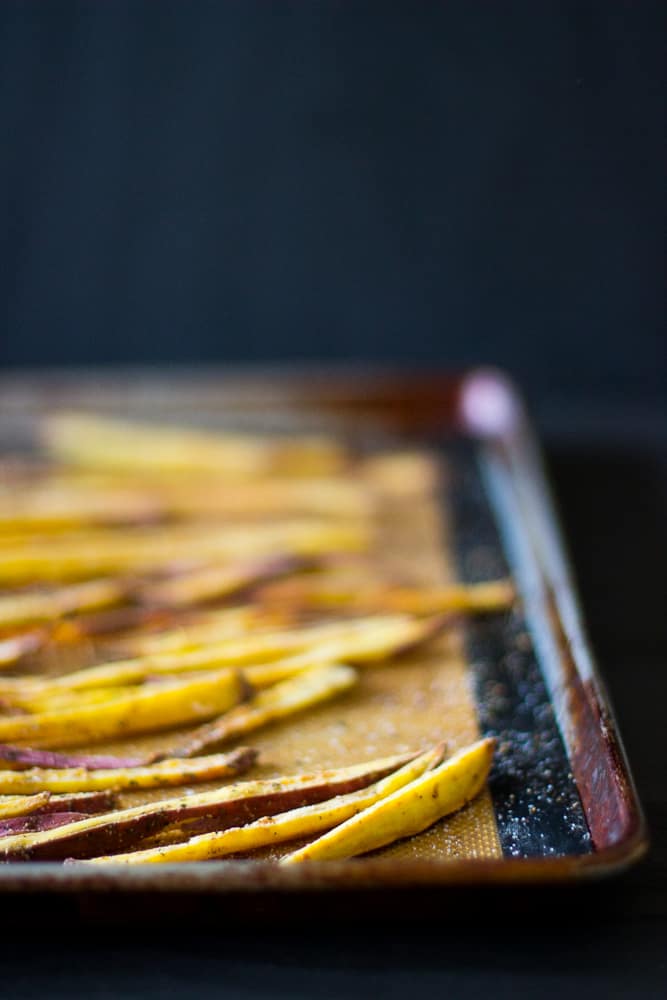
0;370;646;890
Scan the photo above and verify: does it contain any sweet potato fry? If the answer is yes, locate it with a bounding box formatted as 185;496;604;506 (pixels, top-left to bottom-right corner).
0;631;45;665
241;614;445;688
0;485;161;533
0;744;147;771
361;452;439;496
164;663;358;759
376;580;515;616
43;412;347;478
259;574;515;617
0;751;416;860
5;614;429;695
33;790;118;815
0;670;247;749
0;579;129;630
0;462;372;529
0;812;93;837
0;792;51;820
48;606;173;645
0;789;117;822
0;747;257;794
159;478;373;521
138;555;309;610
121;606;275;655
282;737;496;863
0;520;368;583
81;744;446;864
12;686;147;714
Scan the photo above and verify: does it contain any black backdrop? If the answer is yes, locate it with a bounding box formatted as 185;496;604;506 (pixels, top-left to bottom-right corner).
1;1;664;409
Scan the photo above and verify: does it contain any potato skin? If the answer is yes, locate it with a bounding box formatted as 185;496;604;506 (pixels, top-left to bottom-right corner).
0;751;416;861
80;745;446;865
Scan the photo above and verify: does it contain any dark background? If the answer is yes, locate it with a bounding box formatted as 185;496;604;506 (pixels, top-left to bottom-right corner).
0;3;665;998
0;0;664;421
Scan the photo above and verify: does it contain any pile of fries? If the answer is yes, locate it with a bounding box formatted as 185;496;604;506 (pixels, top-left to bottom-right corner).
0;413;512;864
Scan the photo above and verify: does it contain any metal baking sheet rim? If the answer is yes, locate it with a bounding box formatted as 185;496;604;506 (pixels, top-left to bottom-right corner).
0;367;648;891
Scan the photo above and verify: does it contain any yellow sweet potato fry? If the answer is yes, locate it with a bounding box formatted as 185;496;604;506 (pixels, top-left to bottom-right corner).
6;685;142;714
166;663;358;758
82;744;446;864
361;452;440;496
0;751;417;860
0;481;368;532
0;578;128;630
260;573;514;617
138;555;308;609
121;606;279;656
241;615;445;687
43;412;347;478
0;792;51;819
4;614;415;694
0;484;161;533
163;478;372;520
0;519;368;583
378;580;515;616
0;747;256;794
282;737;496;863
0;670;247;749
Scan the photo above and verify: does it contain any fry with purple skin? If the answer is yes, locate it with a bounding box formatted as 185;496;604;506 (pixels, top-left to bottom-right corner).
0;751;418;860
0;747;257;794
80;744;446;865
0;743;148;771
32;790;117;815
0;812;90;837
